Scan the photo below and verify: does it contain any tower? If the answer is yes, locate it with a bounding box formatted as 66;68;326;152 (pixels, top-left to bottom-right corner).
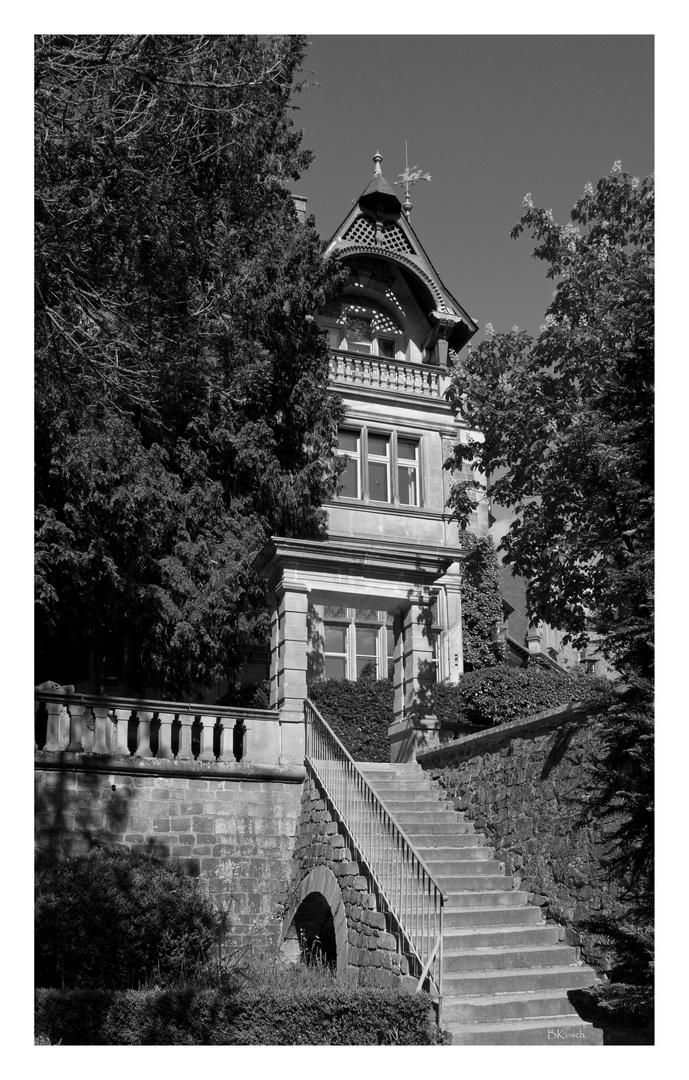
253;155;486;761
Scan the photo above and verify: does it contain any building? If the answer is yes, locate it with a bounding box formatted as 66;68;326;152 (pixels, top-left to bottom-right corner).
253;154;489;760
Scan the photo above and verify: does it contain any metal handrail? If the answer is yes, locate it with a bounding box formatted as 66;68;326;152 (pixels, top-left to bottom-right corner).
304;698;444;1012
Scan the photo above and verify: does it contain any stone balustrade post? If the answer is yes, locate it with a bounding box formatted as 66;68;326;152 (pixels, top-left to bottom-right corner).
177;714;194;761
198;715;216;762
156;711;175;760
113;708;131;756
134;710;153;758
92;705;111;754
44;701;63;751
66;702;86;753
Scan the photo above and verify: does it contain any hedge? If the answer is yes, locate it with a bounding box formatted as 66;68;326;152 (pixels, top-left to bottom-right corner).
308;664;595;759
308;676;393;761
35;986;443;1045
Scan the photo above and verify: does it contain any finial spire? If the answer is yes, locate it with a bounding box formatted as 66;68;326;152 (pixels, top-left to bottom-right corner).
373;151;383;176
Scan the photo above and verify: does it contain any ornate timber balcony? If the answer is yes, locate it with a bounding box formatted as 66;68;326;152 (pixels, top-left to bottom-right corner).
329;350;446;399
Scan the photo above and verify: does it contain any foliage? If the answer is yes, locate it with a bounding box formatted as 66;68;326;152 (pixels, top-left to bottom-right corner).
308;663;593;755
459;535;506;670
446;165;653;678
35;846;217;989
308;677;393;761
35;34;344;696
568;982;653;1040
34;984;442;1045
433;662;594;729
578;675;654;914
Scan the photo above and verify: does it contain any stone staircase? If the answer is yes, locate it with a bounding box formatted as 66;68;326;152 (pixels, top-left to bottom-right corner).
359;762;603;1046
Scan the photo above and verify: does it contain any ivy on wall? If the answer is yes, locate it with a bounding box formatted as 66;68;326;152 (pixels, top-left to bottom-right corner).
460;536;505;671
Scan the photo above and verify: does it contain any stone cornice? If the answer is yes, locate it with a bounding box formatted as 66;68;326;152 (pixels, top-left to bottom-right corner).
34;751;307;784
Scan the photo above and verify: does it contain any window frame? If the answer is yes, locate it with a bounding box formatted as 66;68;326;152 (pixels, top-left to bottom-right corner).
336;426;422;507
320;607;394;682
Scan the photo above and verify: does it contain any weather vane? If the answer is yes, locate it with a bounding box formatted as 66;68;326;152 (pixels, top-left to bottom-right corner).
395;140;431;217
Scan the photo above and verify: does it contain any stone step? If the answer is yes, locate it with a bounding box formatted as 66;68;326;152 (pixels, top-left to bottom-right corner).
445;1015;603;1046
443;988;581;1024
443;905;543;929
400;822;476;837
442;963;597;996
393;810;466;825
364;779;433;791
412;832;482;848
445;889;529;908
383;798;452;812
443;943;578;974
422;858;503;876
443;924;561;949
419;846;493;862
435;874;516;891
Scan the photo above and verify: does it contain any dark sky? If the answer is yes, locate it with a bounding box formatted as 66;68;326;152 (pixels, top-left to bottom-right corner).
291;35;654;341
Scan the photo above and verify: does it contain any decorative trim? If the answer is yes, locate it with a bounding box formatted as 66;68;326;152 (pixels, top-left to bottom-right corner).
34;752;307;783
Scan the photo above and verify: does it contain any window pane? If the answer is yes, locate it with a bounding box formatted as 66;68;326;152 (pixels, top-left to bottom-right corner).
368;461;388;501
398;466;418;506
356;627;378;656
355;607;379;621
377;337;395;358
387;628;395;680
338;430;359;453
339;457;359;498
368;433;389;457
325;657;346;680
324;625;347;652
398;438;417;461
324;605;348;619
356;658;378;679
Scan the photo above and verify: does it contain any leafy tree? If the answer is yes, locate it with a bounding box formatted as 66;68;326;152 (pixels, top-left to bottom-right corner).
35;35;344;696
446;164;653;678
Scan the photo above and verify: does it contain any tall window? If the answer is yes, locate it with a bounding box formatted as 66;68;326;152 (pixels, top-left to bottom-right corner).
320;607;394;681
397;437;419;506
336;427;420;506
367;433;390;502
337;429;360;498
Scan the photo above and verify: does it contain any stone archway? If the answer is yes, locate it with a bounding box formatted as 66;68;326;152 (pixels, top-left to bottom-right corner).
280;866;349;977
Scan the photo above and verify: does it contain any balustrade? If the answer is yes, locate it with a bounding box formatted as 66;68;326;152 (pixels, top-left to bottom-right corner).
329;352;442;398
304;698;444;1015
34;691;282;767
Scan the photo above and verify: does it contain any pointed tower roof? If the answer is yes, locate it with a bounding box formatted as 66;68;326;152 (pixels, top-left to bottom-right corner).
325;154;478;353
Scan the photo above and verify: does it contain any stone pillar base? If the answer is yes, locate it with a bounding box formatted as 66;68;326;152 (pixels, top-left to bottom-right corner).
388;716;456;763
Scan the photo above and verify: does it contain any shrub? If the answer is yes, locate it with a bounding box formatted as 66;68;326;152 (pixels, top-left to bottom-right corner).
308;676;394;761
35;846;218;990
433;662;596;729
34;984;443;1045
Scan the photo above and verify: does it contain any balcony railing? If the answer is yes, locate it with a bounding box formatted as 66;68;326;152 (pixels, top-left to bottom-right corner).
304;698;444;1014
329;351;443;398
34;690;283;766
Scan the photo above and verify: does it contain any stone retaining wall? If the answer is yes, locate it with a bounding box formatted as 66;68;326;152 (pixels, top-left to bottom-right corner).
35;754;304;950
417;705;635;972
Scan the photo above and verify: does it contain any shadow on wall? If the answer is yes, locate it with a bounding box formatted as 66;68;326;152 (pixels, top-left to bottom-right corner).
34;755;172;870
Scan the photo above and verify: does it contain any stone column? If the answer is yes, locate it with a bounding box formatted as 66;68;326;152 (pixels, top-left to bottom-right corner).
437;561;464;683
388;592;441;762
274;582;309;762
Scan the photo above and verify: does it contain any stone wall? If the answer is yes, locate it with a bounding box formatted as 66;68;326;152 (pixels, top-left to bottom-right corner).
35;754;304;950
288;775;417;989
418;705;634;973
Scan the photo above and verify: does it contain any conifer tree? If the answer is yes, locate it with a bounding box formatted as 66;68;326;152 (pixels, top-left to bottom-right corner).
35;34;344;695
